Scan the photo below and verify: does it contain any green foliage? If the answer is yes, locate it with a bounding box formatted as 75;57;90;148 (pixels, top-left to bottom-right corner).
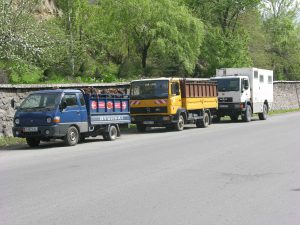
1;0;300;83
2;60;43;84
186;0;258;76
87;0;204;77
262;0;300;80
198;26;252;76
240;9;272;69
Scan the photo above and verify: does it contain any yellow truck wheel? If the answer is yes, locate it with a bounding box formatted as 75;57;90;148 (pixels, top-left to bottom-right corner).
196;112;209;128
174;115;184;131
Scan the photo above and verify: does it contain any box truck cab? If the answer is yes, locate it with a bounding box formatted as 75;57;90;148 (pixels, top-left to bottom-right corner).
211;68;273;122
13;89;130;147
130;78;218;131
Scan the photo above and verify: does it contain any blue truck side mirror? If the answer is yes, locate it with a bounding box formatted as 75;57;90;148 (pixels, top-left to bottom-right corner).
60;101;67;111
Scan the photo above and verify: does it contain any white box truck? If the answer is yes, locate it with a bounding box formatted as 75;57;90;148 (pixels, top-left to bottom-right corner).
211;68;273;122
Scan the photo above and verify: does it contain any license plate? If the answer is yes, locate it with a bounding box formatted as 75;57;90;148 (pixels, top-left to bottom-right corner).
143;121;154;125
219;105;228;108
23;127;38;132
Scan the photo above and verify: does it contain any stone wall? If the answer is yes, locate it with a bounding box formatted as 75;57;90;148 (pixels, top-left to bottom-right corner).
0;81;299;137
273;81;300;110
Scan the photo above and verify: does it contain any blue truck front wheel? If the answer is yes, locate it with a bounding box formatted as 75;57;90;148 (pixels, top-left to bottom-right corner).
64;126;79;146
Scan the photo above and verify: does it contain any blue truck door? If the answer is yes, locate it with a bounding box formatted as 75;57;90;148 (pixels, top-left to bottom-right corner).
78;93;88;132
61;93;82;124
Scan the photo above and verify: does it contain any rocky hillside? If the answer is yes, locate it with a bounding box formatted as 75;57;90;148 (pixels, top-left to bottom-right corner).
35;0;61;20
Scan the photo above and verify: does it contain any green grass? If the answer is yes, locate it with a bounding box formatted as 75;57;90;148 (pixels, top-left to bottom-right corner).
0;137;26;148
269;108;300;115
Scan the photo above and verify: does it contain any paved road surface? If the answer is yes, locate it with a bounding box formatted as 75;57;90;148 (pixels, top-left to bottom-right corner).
1;112;300;225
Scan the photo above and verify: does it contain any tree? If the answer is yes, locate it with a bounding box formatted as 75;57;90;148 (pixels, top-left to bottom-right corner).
87;0;204;76
262;0;300;80
0;0;68;82
186;0;260;76
55;0;89;76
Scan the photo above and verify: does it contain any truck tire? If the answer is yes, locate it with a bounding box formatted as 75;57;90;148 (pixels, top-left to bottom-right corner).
103;125;118;141
242;105;252;122
64;126;79;146
196;112;209;128
258;104;268;120
26;137;40;147
230;115;239;122
174;115;184;131
136;124;146;132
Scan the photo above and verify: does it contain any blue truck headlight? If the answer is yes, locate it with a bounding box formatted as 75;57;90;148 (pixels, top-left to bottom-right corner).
46;117;52;123
14;118;20;125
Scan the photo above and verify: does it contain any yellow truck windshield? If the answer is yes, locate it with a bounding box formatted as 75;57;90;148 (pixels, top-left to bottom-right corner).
130;80;169;100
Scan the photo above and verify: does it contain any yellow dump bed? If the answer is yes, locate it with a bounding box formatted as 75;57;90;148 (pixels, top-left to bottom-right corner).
180;79;218;110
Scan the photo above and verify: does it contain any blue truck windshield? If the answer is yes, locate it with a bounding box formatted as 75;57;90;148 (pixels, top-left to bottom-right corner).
20;93;61;111
213;78;240;92
130;80;169;100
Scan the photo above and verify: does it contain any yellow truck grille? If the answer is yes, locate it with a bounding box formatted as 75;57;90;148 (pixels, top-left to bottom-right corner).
130;107;168;114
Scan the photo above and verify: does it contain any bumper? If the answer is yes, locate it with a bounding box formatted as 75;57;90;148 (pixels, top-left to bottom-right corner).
218;103;246;116
13;125;64;138
131;115;175;126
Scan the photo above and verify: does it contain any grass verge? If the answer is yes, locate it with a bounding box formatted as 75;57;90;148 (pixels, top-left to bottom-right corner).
269;108;300;115
0;137;26;148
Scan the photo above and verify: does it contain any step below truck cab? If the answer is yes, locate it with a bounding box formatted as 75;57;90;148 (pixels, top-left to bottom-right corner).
130;78;218;132
13;89;130;147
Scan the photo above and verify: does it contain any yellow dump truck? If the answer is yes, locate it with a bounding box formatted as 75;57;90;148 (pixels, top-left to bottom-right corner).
130;78;218;132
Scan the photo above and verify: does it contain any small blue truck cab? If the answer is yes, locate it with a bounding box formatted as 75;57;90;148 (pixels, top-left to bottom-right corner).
12;89;131;147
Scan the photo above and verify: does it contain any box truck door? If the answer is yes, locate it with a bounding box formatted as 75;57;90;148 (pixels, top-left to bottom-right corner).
170;82;182;114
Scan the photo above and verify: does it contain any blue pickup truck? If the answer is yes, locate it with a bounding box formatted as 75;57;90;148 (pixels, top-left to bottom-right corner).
12;89;131;147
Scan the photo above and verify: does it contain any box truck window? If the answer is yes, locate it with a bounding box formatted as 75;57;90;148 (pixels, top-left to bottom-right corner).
260;75;264;83
268;76;272;84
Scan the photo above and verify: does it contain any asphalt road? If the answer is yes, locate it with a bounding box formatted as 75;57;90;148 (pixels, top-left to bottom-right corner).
1;112;300;225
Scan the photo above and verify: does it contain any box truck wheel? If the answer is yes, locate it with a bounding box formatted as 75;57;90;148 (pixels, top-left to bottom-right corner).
196;112;209;128
64;126;79;146
26;137;40;147
103;125;118;141
242;105;252;122
258;104;268;120
136;124;147;132
174;115;184;131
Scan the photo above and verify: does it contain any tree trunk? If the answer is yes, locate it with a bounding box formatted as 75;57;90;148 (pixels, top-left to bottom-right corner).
141;41;151;75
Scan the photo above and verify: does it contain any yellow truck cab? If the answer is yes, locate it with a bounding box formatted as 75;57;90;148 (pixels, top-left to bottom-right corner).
130;78;218;132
